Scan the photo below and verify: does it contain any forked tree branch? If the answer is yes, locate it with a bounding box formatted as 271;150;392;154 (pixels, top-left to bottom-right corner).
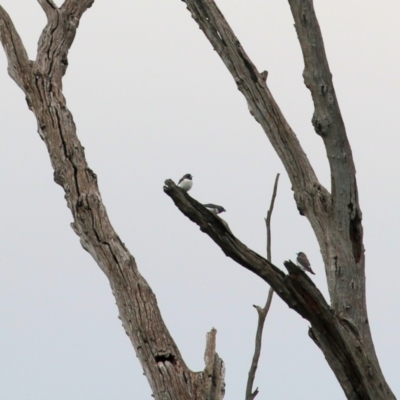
245;173;280;400
178;1;395;398
0;0;394;398
180;0;330;224
0;3;225;399
35;1;93;80
179;1;337;321
37;0;58;20
60;0;95;18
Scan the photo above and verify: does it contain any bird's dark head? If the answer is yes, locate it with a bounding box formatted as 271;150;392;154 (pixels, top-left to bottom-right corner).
183;174;193;180
219;207;226;213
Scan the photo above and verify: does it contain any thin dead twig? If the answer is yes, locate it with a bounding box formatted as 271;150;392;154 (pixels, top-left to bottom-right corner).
245;173;280;400
265;174;280;262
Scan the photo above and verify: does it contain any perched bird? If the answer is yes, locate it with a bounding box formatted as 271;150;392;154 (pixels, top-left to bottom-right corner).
203;203;226;215
178;174;193;192
296;252;316;275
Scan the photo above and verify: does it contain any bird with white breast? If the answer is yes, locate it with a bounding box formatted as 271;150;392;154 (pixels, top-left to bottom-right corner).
178;174;193;192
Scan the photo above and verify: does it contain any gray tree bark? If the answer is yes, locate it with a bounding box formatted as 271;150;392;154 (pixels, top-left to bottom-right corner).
0;2;224;400
0;0;395;399
169;0;394;398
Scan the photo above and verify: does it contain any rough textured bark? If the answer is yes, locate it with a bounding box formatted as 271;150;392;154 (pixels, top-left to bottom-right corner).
174;0;395;398
0;3;225;400
0;0;395;399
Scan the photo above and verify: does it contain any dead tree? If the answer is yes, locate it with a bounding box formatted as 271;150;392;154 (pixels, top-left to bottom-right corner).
0;1;395;399
164;0;395;399
0;2;224;400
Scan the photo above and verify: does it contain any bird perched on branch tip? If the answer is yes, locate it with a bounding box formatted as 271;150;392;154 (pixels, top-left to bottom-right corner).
178;174;193;192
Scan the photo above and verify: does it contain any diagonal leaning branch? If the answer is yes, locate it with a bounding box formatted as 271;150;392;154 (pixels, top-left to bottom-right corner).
0;2;225;399
178;2;395;398
180;0;330;231
163;180;329;319
164;179;393;400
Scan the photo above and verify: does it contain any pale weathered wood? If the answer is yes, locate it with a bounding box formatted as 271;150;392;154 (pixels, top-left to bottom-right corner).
176;0;395;398
287;1;389;394
287;0;367;342
0;0;395;398
0;2;224;400
204;329;225;400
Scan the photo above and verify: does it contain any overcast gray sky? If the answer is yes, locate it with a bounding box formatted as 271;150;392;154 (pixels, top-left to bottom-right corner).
0;1;399;399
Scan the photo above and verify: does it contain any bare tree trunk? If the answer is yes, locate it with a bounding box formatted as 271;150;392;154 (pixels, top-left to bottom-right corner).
0;2;224;400
169;0;395;398
0;0;395;399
